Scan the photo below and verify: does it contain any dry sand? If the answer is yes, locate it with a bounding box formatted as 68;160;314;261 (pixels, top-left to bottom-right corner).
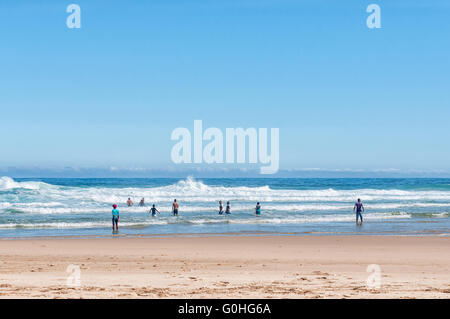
0;235;449;298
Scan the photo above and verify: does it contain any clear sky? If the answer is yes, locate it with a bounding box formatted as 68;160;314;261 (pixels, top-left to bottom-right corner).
0;0;449;177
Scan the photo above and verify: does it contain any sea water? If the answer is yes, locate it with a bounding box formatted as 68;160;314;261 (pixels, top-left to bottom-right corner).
0;176;449;238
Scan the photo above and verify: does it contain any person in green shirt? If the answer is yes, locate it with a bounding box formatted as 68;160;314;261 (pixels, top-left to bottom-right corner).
112;204;120;232
255;202;261;215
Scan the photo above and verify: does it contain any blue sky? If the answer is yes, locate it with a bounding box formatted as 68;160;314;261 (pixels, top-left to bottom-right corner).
0;0;449;177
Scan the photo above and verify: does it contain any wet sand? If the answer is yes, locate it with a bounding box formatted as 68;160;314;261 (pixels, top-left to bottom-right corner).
0;235;449;298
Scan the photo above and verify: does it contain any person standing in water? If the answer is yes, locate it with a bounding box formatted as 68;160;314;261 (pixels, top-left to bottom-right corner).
126;198;133;207
218;201;224;215
172;199;179;216
139;198;145;207
112;204;120;232
255;202;261;215
354;198;364;225
150;204;160;217
225;201;231;214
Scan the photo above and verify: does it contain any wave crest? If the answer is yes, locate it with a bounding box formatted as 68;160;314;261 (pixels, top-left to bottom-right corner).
0;176;49;190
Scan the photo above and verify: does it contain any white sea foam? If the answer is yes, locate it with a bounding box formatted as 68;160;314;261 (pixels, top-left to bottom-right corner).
0;212;412;229
0;177;449;232
4;202;450;215
0;176;54;190
4;176;450;205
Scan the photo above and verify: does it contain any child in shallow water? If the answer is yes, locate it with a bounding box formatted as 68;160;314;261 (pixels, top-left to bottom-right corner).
112;204;119;231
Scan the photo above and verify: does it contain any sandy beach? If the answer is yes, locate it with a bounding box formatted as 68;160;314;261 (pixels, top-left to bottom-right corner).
0;235;449;299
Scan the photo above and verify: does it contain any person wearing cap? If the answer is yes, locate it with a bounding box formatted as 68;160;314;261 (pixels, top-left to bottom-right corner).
112;204;120;232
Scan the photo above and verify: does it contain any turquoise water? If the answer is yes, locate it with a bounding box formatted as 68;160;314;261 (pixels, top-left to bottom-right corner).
0;176;449;238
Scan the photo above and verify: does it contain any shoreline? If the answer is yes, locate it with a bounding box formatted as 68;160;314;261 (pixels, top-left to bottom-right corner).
0;231;449;241
0;235;449;298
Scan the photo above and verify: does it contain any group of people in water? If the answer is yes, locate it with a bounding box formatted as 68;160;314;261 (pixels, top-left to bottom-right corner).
111;197;364;232
111;198;262;232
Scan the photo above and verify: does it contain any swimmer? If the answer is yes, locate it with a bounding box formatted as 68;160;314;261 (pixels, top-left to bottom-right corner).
225;201;231;214
255;202;261;215
172;199;179;216
150;204;160;217
219;200;224;215
126;198;133;207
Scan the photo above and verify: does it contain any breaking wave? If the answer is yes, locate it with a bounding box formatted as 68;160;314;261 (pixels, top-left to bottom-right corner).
0;176;449;234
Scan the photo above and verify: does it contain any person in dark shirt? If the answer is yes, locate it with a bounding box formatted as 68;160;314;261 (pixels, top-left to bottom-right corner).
150;204;160;217
225;201;231;214
218;201;224;215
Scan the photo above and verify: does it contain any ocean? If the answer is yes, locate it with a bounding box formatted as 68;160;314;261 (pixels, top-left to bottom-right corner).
0;176;449;238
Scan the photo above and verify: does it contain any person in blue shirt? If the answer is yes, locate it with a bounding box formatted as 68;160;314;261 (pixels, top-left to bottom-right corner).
112;204;120;232
255;202;261;215
354;198;364;225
